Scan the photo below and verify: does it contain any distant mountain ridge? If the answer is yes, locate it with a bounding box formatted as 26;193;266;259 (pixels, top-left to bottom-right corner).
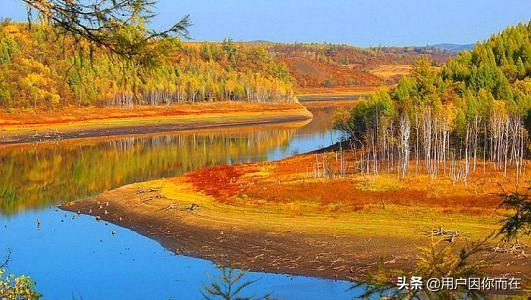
431;43;474;52
245;41;475;53
247;40;275;44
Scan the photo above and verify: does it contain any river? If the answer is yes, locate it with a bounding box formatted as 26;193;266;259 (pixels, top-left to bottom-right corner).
0;105;366;299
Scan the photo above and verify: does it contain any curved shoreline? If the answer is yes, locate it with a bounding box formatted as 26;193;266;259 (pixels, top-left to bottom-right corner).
60;156;530;284
0;103;313;145
60;180;422;282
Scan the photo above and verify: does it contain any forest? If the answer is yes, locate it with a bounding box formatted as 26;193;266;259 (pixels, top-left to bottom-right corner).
0;21;295;110
0;20;455;110
335;22;531;181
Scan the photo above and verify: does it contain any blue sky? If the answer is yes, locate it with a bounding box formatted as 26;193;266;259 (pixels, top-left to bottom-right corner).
1;0;530;46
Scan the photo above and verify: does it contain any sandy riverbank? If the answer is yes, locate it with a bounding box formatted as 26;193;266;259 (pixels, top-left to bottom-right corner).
60;151;530;283
0;102;312;145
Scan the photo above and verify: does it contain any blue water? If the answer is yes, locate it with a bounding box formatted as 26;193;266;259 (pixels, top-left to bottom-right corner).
1;209;358;299
0;106;364;299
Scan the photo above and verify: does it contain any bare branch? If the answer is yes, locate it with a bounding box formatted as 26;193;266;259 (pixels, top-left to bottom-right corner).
21;0;191;58
0;248;12;269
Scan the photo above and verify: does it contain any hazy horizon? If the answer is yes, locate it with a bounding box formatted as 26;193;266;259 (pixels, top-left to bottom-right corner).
1;0;530;47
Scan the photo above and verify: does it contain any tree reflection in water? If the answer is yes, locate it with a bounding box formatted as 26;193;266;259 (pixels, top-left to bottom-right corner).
0;124;299;215
202;267;272;300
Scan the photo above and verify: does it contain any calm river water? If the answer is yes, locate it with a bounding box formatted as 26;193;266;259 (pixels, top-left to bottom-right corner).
0;105;366;299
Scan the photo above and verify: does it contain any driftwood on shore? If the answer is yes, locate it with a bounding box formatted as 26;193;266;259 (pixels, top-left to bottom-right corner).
491;241;528;258
424;226;461;242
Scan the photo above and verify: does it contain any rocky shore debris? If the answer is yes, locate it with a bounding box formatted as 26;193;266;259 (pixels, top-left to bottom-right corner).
491;241;527;258
187;203;199;211
424;226;461;242
161;204;178;211
135;185;163;203
135;186;161;194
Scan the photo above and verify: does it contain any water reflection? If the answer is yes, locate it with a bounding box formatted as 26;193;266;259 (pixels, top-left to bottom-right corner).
0;106;348;216
0;122;311;215
201;267;272;299
1;208;357;299
0;105;356;299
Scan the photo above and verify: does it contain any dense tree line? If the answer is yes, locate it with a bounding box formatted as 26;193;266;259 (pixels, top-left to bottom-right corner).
335;22;531;181
0;22;295;110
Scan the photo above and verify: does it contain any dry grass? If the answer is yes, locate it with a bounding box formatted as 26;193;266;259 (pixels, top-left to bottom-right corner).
0;102;312;144
296;87;379;96
0;102;305;126
368;64;412;80
170;152;530;241
284;57;384;89
300;100;360;108
134;176;503;241
186;153;524;213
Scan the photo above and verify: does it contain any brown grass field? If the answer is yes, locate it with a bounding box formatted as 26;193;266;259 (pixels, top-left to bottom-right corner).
295;87;378;96
284;57;385;89
368;64;413;82
185;153;528;222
